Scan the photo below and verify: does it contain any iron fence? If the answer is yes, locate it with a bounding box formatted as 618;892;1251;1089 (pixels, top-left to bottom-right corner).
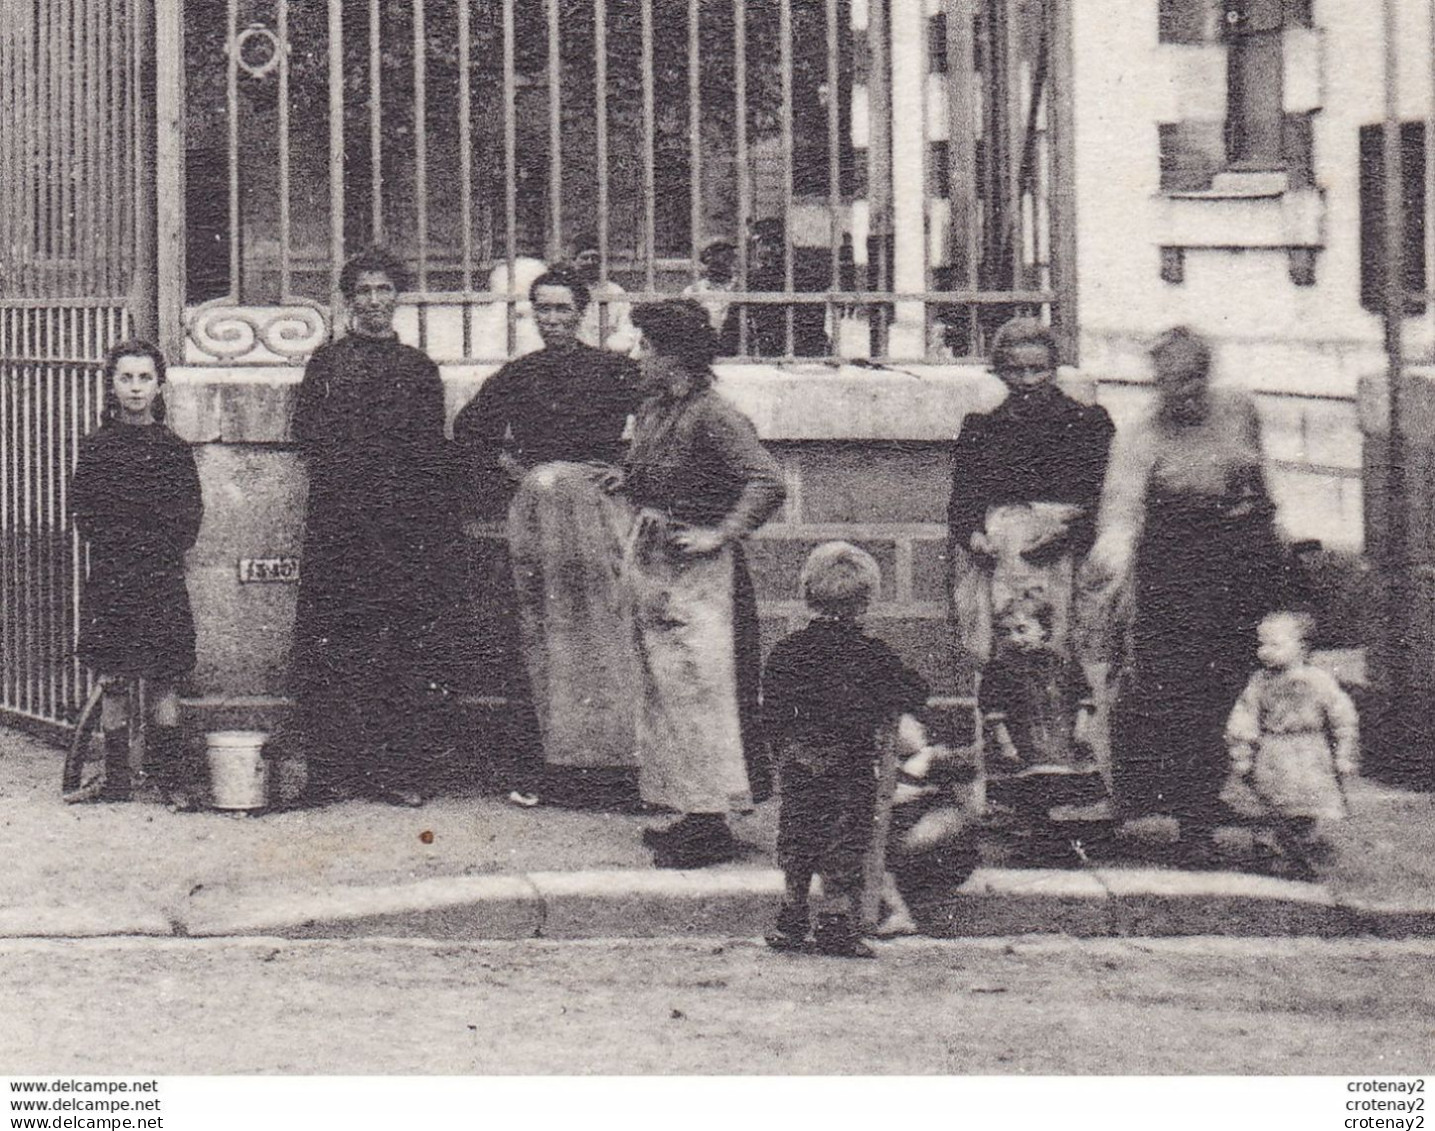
178;0;1074;364
0;304;122;738
0;0;141;735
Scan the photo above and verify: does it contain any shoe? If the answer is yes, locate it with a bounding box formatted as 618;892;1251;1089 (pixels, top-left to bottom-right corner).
507;790;541;809
373;785;425;808
765;929;812;953
648;816;738;868
765;905;812;952
813;915;877;959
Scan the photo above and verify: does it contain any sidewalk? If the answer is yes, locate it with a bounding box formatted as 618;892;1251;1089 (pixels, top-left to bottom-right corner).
3;727;1432;941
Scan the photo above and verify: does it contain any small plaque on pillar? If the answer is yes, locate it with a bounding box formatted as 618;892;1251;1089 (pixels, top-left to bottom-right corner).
238;557;301;584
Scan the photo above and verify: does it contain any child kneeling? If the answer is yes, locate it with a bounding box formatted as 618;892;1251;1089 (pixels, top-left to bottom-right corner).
762;542;929;957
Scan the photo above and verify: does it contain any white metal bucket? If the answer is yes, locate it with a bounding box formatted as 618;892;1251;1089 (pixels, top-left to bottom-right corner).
205;730;270;810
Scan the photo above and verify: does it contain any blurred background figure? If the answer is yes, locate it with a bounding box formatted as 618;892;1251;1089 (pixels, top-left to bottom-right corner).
682;239;738;333
571;232;639;354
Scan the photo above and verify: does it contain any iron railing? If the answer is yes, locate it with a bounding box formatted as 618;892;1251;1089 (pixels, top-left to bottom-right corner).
0;304;122;738
0;0;141;735
177;0;1073;364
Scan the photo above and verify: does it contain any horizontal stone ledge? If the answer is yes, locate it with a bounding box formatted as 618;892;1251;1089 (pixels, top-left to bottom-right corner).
167;362;1095;445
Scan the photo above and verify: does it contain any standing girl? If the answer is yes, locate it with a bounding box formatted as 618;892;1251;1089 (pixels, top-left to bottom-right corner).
71;339;204;806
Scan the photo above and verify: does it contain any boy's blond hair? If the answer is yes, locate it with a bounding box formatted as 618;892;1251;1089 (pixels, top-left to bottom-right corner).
800;540;881;617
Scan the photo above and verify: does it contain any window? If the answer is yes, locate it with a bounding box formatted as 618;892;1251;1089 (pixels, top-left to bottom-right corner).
1158;113;1312;193
1358;122;1427;316
1159;0;1305;178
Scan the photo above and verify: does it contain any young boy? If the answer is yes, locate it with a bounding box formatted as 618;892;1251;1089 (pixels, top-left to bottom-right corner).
762;542;929;957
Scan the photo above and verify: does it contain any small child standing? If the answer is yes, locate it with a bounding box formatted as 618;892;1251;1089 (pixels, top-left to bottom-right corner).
1222;611;1359;880
762;542;929;958
70;339;204;807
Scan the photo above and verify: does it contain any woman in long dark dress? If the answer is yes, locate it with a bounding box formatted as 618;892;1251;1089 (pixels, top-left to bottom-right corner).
620;299;787;868
1079;326;1293;862
291;246;451;808
71;338;204;806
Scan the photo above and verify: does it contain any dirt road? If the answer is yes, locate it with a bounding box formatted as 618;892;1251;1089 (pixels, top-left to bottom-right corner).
2;935;1430;1075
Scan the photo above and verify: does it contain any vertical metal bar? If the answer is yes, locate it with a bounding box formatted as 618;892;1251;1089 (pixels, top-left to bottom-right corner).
413;0;429;349
688;0;703;276
154;0;185;360
547;0;564;262
329;0;346;311
1382;0;1411;747
370;0;384;243
130;0;157;342
69;358;82;705
63;0;78;291
827;0;842;301
45;0;59;296
56;0;71;289
0;12;13;295
21;0;38;296
22;333;34;711
779;0;795;356
82;0;99;297
278;0;293;299
641;0;656;290
734;0;750;353
458;0;474;357
868;0;892;355
226;0;240;298
45;357;56;716
113;0;127;295
595;0;611;326
1428;0;1435;356
1048;0;1078;361
1;319;10;709
503;0;518;354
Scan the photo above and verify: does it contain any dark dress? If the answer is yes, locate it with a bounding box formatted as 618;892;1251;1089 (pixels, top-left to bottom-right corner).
71;422;203;680
763;618;929;881
291;333;450;793
947;389;1115;565
1087;391;1297;831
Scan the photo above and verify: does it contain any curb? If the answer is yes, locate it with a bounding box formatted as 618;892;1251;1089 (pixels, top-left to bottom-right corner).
5;867;1431;942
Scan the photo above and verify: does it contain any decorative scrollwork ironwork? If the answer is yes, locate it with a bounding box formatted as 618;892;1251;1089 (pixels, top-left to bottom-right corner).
186;298;330;362
229;22;286;81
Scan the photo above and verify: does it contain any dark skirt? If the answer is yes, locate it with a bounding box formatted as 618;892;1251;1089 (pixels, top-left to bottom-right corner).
78;560;195;681
1111;489;1289;824
732;544;773;802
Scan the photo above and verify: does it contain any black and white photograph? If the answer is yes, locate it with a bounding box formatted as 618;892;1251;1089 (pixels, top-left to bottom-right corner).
0;0;1432;1121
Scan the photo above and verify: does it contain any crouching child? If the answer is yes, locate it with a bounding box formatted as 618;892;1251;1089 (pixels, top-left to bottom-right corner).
762;542;929;958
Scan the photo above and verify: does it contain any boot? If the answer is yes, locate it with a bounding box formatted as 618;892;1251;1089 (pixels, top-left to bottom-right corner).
99;729;132;802
149;726;199;812
813;913;876;959
649;815;738;869
765;903;812;953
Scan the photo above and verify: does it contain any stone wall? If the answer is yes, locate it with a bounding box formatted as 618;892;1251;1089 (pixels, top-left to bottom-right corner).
168;363;1366;738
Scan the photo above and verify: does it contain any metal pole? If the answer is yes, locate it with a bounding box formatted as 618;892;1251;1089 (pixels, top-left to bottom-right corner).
1382;0;1413;769
129;0;157;343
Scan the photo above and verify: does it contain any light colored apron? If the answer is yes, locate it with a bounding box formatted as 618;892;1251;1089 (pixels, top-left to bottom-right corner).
508;462;638;768
622;509;752;814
